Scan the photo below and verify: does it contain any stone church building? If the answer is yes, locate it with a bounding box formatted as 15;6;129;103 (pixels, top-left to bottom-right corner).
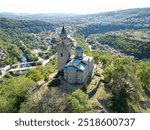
57;26;94;84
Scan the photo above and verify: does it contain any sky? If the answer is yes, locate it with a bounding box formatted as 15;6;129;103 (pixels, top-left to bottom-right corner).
0;0;150;14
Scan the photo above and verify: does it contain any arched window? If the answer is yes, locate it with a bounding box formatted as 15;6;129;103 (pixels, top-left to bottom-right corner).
61;53;63;57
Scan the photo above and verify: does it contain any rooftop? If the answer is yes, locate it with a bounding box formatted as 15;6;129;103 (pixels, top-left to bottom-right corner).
77;62;87;71
82;56;93;63
75;45;83;51
65;54;93;72
66;65;78;71
60;26;67;36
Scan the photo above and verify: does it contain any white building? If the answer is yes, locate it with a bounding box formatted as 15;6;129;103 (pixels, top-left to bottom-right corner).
57;26;94;84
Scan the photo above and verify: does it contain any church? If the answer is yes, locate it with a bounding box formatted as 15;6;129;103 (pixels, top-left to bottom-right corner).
57;26;94;84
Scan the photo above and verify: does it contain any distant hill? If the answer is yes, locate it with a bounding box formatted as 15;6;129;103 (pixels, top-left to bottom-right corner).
0;12;78;23
0;7;149;24
0;17;56;34
79;7;150;23
76;8;150;36
0;8;150;35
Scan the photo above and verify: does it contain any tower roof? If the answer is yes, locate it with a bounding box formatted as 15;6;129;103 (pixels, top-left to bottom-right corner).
75;45;83;51
60;25;67;36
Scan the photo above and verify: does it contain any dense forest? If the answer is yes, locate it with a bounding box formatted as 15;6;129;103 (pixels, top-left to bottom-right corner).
0;18;56;34
0;18;57;67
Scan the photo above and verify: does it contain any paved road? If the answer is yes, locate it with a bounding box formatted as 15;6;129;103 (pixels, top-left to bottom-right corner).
67;34;78;47
0;65;10;78
38;53;56;66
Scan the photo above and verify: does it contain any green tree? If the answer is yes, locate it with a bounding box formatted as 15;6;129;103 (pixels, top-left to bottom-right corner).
0;77;36;112
73;35;92;56
68;89;92;113
136;61;150;95
36;61;43;66
104;58;143;112
26;69;44;82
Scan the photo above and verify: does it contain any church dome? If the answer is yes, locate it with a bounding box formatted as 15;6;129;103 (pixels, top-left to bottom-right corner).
75;45;83;58
75;46;83;51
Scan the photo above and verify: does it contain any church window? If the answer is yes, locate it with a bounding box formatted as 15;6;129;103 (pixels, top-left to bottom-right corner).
77;52;79;56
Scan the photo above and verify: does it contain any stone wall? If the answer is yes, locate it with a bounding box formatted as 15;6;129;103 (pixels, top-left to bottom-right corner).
77;71;83;83
57;44;71;71
67;70;77;84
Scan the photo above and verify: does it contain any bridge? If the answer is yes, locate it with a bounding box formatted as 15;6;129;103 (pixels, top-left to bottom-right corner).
0;63;37;77
11;61;37;68
0;53;56;78
8;66;36;73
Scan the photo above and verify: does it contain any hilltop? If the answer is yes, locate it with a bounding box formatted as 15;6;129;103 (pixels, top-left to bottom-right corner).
0;8;150;113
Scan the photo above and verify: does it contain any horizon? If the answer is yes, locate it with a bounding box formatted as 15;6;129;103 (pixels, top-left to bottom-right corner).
0;0;150;14
0;7;150;16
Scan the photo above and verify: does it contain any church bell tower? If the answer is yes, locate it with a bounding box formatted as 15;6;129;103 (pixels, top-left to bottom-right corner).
57;25;71;72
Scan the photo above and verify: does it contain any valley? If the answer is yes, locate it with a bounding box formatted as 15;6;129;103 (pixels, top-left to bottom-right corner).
0;7;150;113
